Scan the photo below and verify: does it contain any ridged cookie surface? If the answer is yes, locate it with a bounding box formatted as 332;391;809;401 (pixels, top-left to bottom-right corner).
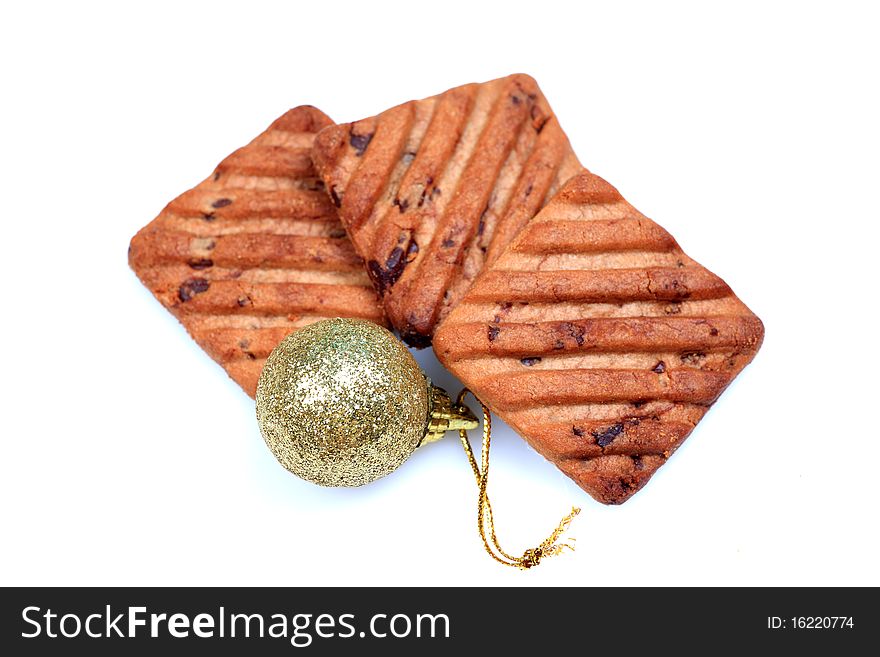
434;171;764;504
129;106;386;397
311;74;581;346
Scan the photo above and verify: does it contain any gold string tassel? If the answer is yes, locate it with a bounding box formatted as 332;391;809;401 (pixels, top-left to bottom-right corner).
456;389;581;569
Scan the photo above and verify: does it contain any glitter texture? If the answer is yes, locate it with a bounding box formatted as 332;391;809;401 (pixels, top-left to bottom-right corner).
255;318;429;487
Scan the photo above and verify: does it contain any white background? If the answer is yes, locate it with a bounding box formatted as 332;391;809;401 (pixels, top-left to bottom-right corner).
2;1;878;587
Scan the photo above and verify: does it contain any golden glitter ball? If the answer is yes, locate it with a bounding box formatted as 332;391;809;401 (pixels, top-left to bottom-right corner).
255;318;430;487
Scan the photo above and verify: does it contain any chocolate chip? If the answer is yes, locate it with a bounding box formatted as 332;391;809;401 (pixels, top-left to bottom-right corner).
178;278;210;302
441;238;456;248
367;263;386;290
386;247;403;271
212;198;232;208
553;340;565;350
710;327;719;336
632;400;647;408
328;227;347;238
431;187;441;199
366;244;410;295
406;239;419;262
329;185;342;208
402;151;417;164
652;360;666;374
591;423;625;448
244;351;257;361
201;212;216;222
632;455;644;470
524;183;533;197
236;295;252;308
561;322;586;346
187;258;214;270
531;105;550;133
664;278;691;299
572;426;585;437
392;197;410;213
213;171;221;181
349;130;374;156
511;94;522;105
238;339;250;349
487;325;500;342
520;357;542;367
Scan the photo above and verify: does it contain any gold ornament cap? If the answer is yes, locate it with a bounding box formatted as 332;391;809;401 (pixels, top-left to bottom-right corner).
255;318;477;487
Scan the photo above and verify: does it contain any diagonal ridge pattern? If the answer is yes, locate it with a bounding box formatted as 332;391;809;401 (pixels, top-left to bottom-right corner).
434;171;764;504
129;106;386;396
311;74;582;346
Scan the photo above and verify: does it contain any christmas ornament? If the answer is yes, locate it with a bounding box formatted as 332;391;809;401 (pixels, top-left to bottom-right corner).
256;318;478;487
256;317;579;568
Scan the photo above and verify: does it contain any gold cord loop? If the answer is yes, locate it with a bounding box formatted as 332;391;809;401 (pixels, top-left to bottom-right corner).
456;389;581;570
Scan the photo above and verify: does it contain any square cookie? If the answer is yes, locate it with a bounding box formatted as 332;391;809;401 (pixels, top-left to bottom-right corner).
434;171;764;503
311;74;581;346
129;106;386;397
